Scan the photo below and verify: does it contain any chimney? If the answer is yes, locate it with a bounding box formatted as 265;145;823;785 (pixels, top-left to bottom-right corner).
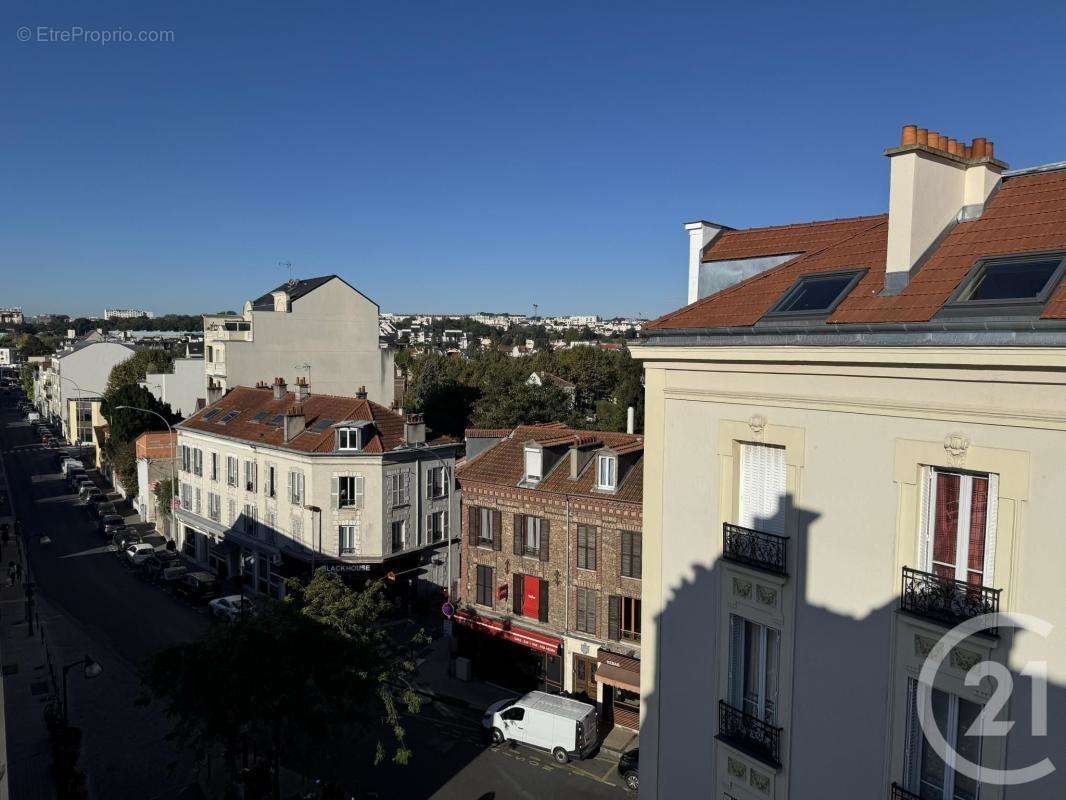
685;220;728;304
283;403;305;442
884;124;1007;294
404;412;426;446
271;290;290;312
273;376;287;400
294;376;310;402
355;385;368;400
626;406;635;435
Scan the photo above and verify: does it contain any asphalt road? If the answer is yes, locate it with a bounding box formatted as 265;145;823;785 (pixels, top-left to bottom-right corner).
0;390;630;799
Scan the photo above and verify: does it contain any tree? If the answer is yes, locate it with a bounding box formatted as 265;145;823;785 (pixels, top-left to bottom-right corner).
106;349;173;393
473;381;573;429
101;383;177;444
17;333;50;357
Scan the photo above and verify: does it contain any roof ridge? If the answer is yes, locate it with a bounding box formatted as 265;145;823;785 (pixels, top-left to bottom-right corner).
722;212;886;236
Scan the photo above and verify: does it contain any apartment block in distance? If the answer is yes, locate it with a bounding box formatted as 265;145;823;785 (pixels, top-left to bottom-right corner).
632;125;1066;799
203;275;395;407
173;377;458;600
456;424;644;732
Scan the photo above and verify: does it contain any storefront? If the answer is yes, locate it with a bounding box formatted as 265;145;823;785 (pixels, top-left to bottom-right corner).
453;610;563;693
595;649;641;731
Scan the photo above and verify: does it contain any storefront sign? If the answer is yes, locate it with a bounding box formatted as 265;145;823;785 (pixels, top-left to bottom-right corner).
452;610;561;656
323;563;373;573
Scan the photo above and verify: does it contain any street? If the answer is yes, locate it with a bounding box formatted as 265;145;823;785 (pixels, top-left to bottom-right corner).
0;390;630;800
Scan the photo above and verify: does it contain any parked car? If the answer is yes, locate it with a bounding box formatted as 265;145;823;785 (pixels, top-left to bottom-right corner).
618;749;639;791
159;564;189;585
99;514;125;535
124;543;156;565
73;478;93;495
80;485;102;503
141;550;181;580
94;500;118;518
208;594;255;622
176;571;219;602
112;530;142;549
482;691;598;764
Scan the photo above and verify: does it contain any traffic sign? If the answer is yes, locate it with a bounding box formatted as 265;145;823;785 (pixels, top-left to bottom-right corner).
441;601;454;618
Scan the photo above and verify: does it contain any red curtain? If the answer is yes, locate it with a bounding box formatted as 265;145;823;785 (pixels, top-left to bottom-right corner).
967;477;989;584
932;472;960;579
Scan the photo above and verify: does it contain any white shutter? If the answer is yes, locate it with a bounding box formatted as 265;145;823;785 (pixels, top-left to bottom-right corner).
738;444;787;534
727;614;745;708
903;678;921;791
330;477;339;509
917;466;934;571
355;475;364;508
288;471;294;503
984;473;999;585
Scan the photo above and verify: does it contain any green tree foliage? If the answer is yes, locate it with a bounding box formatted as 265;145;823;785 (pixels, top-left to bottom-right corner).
19;364;35;401
153;477;176;521
142;571;425;797
105;349;173;394
16;333;50;357
101;383;177;444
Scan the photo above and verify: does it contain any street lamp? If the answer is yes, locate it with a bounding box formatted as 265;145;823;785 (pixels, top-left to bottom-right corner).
61;654;103;728
113;405;178;535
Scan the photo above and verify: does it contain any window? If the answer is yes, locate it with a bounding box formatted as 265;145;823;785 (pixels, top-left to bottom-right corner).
291;514;303;543
428;510;447;542
475;564;494;607
201;408;220;421
192;449;203;476
427;466;446;498
251;410;269;423
289;470;305;505
524;445;542;483
575;587;597;635
210;452;219;482
596;455;617;490
226;456;238;487
515;515;541;556
339;524;358;555
266;465;277;499
311;418;333;432
228;498;236;525
471;507;499;548
577;525;597;570
218;410;240;425
243;503;257;535
266;414;284;427
180;445;191;473
388;473;410;507
338;427;361;450
244;460;256;492
951;255;1065;306
738;443;787;534
391;520;406;552
180;482;192;509
264;511;276;543
337;475;362;508
904;679;983;800
728;614;780;724
620;530;641;579
609;595;640;642
922;468;996;586
193;487;202;514
207;492;221;521
500;707;525;722
765;269;866;317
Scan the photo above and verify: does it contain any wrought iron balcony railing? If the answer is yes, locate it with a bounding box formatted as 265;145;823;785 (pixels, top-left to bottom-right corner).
900;566;1001;636
723;523;788;576
717;699;782;768
890;782;921;800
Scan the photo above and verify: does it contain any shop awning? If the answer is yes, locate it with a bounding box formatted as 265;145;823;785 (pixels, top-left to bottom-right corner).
453;610;561;655
596;650;640;693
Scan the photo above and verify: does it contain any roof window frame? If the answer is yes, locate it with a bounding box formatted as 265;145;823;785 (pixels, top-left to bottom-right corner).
942;251;1066;315
762;268;867;320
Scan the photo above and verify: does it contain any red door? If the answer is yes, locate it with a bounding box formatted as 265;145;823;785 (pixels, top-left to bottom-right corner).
522;575;540;618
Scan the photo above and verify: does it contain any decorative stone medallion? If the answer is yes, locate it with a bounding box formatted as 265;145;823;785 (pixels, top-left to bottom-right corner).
750;768;771;793
943;433;971;467
756;585;777;607
727;757;747;780
733;578;753;599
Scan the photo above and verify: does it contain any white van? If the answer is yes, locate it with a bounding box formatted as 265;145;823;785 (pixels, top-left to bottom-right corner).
27;411;40;423
61;459;85;477
483;691;598;764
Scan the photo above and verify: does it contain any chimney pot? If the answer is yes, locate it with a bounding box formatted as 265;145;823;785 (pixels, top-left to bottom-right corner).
916;127;928;146
273;377;287;400
901;124;918;146
404;412;426;446
948;139;959;155
964;145;973;159
986;141;994;157
355;385;368;400
971;137;987;158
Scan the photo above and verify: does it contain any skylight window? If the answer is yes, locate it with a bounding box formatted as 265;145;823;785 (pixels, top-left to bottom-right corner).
951;256;1065;305
202;408;221;421
217;410;240;425
311;418;334;432
765;269;866;317
251;411;269;423
266;414;284;427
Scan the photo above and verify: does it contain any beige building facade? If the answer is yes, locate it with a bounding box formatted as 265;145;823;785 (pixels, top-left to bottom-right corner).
635;126;1066;799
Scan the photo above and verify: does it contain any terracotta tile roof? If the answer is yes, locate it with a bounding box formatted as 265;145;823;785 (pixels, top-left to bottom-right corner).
701;214;886;263
178;386;419;453
648;168;1066;330
135;431;176;460
458;424;643;504
465;428;514;439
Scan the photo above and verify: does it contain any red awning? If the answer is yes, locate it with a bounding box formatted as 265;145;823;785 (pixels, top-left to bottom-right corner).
453;610;561;655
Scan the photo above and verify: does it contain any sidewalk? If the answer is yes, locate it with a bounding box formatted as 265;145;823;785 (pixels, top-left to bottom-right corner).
412;634;516;712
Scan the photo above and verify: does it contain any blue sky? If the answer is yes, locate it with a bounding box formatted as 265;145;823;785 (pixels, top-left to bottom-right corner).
4;1;1066;319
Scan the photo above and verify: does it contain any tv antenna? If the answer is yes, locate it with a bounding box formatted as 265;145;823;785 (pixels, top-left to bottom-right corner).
278;260;295;285
532;303;539;319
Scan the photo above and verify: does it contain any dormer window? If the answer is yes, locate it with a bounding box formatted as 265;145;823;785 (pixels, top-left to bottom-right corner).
337;427;362;451
597;454;617;491
524;445;542;484
946;254;1066;311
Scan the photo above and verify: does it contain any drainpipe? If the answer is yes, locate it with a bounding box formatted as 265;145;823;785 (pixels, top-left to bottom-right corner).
564;493;571;691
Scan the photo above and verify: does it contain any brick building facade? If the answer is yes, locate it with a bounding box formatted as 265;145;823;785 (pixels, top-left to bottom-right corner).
456;424;643;731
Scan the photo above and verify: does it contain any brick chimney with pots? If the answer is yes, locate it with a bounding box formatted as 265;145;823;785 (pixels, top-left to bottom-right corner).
884;123;1008;294
283;403;305;442
273;376;287;400
355;385;368;400
294;376;310;402
404;413;426;446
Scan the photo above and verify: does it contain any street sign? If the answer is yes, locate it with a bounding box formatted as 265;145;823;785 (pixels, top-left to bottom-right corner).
441;601;454;618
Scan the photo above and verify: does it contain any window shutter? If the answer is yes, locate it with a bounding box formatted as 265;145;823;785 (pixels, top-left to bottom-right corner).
738;443;787;534
590;527;597;570
727;615;744;708
538;579;549;622
513;573;522;615
633;532;642;579
903;677;921;791
608;595;621;641
354;475;363;508
443;510;448;537
288;471;294;502
621;533;631;577
330;477;339;509
539;519;550;562
492;510;502;551
513;514;524;555
468;507;478;545
918;466;934;570
984;473;999;584
403;471;411;504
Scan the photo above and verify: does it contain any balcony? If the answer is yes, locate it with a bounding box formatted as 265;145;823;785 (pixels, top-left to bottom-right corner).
890;783;921;800
899;567;1001;637
717;699;782;768
722;523;788;576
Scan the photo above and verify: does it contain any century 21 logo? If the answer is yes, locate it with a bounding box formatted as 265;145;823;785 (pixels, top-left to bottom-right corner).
917;613;1054;786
